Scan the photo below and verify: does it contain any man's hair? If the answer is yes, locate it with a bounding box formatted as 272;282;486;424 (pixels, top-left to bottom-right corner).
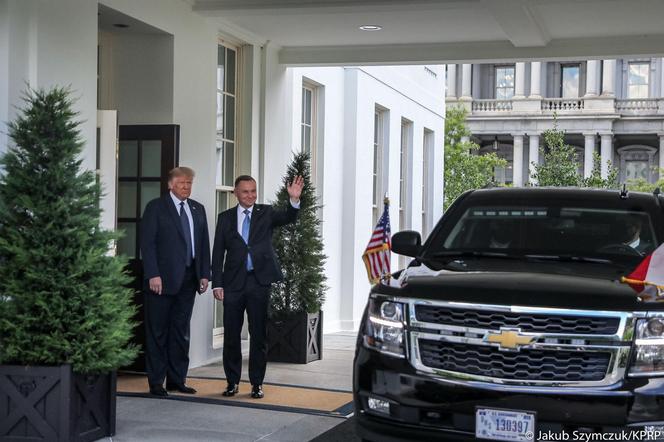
234;175;256;187
168;167;195;180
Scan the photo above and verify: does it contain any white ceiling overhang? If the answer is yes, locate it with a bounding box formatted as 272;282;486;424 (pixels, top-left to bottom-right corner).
193;0;664;65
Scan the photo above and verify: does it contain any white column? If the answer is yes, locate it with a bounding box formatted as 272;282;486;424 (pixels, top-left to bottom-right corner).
601;60;616;96
658;133;664;175
461;136;470;144
583;133;596;178
515;62;526;98
661;58;664;99
528;133;539;184
512;134;524;187
529;62;541;98
446;64;457;98
585;60;599;96
600;133;613;178
460;63;472;99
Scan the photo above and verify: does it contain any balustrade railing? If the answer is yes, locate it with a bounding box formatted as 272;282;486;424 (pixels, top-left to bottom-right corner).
615;98;659;113
471;99;512;112
541;98;584;112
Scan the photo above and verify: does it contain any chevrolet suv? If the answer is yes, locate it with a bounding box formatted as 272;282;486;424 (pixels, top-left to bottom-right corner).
354;187;664;441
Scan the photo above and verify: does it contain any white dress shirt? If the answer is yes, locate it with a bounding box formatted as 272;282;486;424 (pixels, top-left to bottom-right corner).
170;191;195;258
236;199;301;237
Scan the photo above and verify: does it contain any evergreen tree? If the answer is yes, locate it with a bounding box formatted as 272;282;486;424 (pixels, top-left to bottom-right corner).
0;87;136;373
270;152;326;315
444;107;506;210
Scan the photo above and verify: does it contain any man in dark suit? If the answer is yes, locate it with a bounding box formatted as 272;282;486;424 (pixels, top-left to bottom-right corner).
140;167;210;397
212;174;303;399
623;215;651;254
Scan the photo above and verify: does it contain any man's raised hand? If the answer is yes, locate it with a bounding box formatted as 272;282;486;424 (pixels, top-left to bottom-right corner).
287;175;304;202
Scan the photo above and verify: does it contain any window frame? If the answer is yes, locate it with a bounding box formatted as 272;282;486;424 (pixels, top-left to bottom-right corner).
494;65;515;100
561;64;581;98
213;41;240;346
301;82;318;182
627;61;650;99
422;129;434;237
373;108;387;226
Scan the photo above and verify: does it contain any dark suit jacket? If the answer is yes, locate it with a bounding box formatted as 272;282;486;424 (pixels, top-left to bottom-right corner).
211;203;298;291
140;194;211;295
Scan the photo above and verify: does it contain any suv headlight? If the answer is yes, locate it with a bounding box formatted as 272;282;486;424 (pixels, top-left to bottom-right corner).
363;297;406;358
629;316;664;377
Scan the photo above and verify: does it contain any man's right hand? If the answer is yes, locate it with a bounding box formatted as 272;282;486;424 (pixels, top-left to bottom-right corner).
213;288;224;301
149;277;163;295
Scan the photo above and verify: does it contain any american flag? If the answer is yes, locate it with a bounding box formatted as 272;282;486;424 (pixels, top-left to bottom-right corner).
362;198;392;284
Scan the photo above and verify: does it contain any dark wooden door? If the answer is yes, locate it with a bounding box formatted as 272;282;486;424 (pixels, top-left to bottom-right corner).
117;125;179;372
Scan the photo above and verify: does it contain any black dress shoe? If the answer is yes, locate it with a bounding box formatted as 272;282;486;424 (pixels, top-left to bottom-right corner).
251;385;264;399
166;383;197;394
222;383;239;397
149;385;168;397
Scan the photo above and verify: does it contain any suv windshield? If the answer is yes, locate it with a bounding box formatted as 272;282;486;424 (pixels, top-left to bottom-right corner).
427;204;657;262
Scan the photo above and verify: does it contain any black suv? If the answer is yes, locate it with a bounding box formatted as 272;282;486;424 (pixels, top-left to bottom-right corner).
354;187;664;442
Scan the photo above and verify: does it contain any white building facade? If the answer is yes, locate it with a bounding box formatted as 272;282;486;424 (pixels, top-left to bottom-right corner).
446;60;664;185
0;0;444;368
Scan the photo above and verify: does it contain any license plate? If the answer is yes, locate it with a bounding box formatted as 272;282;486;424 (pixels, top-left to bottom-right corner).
476;407;536;441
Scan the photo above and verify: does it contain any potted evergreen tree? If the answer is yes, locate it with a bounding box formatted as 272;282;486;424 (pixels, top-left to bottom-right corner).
0;87;136;441
268;152;327;363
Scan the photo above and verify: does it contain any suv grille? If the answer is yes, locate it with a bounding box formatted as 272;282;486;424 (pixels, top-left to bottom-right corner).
419;339;611;382
415;305;620;335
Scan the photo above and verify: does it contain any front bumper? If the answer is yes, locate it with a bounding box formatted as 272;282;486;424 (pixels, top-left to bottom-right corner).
354;345;664;441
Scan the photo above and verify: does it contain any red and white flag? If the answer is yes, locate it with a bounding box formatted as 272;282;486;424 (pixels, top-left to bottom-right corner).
622;243;664;301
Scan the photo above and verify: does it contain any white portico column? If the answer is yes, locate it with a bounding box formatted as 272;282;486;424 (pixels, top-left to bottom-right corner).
515;62;526;98
446;64;457;98
529;62;542;98
585;60;599;96
600;133;613;178
513;134;524;187
583;133;596;178
460;64;472;99
602;60;616;96
658;133;664;177
528;133;540;184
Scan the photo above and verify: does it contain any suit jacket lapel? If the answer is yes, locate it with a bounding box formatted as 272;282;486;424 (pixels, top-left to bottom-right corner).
190;202;199;246
164;194;186;241
249;205;265;242
230;205;242;241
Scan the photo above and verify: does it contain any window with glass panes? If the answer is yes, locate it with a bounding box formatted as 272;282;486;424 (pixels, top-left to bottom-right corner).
301;84;317;180
373;109;385;226
399;119;412;231
398;119;412;269
214;43;238;344
561;65;580;98
495;66;515;99
422;129;433;236
628;62;650;98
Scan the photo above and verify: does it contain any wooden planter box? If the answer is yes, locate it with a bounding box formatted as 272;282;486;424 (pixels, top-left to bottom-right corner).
0;365;116;442
267;311;323;364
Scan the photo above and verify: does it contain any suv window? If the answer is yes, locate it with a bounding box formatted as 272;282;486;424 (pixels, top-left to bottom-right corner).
431;204;656;260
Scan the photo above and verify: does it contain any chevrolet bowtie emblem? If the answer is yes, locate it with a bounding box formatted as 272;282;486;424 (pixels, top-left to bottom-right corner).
486;329;534;350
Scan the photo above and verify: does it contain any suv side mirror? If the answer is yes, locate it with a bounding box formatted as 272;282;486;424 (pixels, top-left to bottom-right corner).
392;231;422;257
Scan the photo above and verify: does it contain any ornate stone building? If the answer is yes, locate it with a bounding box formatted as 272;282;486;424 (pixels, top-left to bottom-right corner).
446;60;664;186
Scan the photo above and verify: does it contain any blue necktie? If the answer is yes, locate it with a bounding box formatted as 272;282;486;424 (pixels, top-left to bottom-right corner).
180;201;193;267
242;209;253;271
